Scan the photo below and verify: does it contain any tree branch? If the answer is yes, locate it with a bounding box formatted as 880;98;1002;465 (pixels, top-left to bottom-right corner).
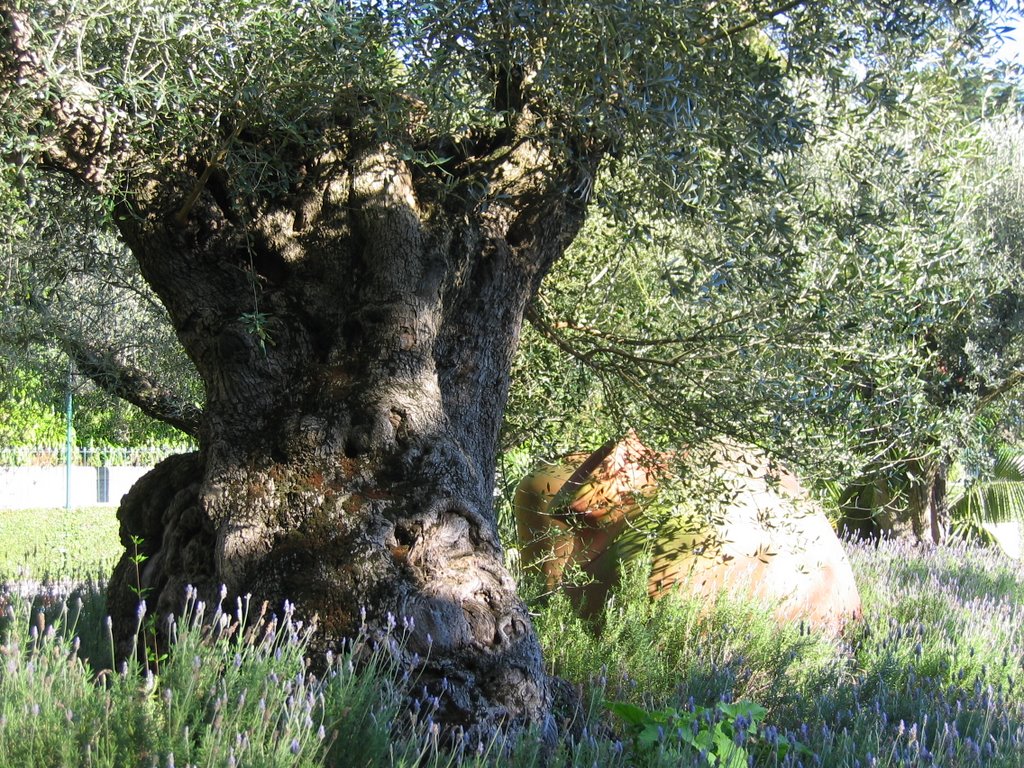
544;435;620;525
23;295;202;436
65;340;203;438
174;123;244;226
696;0;806;47
2;8;121;188
525;302;764;370
976;368;1024;413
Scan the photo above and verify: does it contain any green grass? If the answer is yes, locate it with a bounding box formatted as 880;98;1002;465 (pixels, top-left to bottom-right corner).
0;506;122;579
534;558;842;718
0;507;121;672
1;512;1023;766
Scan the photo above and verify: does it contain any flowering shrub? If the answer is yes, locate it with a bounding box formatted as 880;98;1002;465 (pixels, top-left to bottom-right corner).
0;534;1022;765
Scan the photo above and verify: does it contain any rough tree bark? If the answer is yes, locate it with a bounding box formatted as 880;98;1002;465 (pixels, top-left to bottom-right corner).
97;139;596;738
902;458;949;545
4;7;600;737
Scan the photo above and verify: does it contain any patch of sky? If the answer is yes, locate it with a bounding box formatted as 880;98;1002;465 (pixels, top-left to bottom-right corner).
987;12;1024;71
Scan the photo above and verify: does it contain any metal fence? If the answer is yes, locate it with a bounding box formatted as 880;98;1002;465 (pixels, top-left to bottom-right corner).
0;444;193;467
0;445;194;510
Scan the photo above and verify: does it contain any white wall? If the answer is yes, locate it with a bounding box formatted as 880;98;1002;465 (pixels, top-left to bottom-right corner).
0;466;151;509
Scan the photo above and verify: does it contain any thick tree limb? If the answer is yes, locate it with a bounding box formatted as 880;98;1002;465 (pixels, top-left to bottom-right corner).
2;8;121;188
174;123;244;226
696;0;806;47
65;339;202;438
976;368;1024;413
524;303;696;369
22;293;202;436
22;296;201;438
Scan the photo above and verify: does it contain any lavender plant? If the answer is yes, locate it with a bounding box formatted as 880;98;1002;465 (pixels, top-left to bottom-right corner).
0;530;1022;766
532;539;1024;767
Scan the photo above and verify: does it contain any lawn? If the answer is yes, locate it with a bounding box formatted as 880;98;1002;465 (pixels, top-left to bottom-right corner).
1;510;1022;766
0;506;122;579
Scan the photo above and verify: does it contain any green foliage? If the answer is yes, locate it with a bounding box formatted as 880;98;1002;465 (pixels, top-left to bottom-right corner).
4;0;955;209
125;534;167;675
5;0;1021;496
950;445;1024;540
509;59;1024;513
7;0;923;459
70;402;189;452
0;342;195;452
805;100;1024;451
0;367;65;447
607;698;812;767
799;87;1024;538
240;310;275;356
535;556;841;714
4;0;1007;251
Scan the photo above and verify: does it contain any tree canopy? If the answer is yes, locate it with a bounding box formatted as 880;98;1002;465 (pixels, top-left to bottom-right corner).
5;0;1018;460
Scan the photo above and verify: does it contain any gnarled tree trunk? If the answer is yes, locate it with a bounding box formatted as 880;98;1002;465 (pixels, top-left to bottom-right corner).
104;141;595;739
839;456;948;545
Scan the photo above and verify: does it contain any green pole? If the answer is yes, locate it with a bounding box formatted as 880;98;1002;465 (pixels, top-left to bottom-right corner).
65;362;73;511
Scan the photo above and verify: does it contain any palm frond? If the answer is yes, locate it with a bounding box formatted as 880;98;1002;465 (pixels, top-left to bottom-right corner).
951;479;1024;525
949;446;1024;556
993;446;1024;483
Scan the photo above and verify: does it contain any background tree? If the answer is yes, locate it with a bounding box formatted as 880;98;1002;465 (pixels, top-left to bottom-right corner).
1;0;1012;739
1;182;200;450
505;57;1024;547
807;81;1024;543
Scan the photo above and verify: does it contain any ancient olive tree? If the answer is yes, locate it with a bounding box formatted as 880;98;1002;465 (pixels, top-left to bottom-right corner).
0;0;1005;736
